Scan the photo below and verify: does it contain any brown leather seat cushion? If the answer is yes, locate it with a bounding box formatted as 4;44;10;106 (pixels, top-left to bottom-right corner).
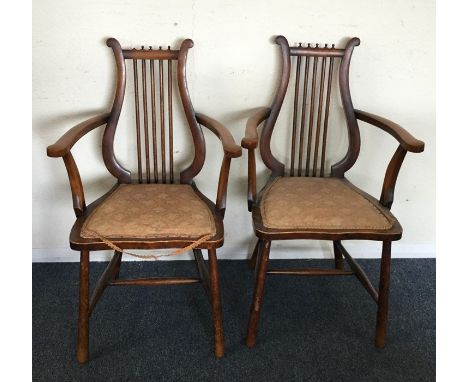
260;177;393;230
81;184;216;239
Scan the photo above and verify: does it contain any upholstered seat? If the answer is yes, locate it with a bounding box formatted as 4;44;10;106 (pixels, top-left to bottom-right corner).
260;177;394;231
81;184;216;240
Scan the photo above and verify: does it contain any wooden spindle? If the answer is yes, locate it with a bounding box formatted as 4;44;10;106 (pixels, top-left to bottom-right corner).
141;57;150;183
312;56;327;177
320;56;334;177
290;53;302;176
297;55;310;176
132;58;142;183
159;55;166;183
305;56;318;176
150;58;158;183
168;57;174;183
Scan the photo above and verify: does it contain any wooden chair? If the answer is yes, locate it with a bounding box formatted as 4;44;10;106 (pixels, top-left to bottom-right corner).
242;36;424;348
46;38;241;362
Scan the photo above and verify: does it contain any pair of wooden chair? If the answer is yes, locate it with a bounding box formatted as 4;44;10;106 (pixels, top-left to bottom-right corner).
46;36;424;362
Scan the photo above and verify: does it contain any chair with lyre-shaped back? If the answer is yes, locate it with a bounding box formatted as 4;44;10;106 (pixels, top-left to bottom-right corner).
242;36;424;348
47;38;241;362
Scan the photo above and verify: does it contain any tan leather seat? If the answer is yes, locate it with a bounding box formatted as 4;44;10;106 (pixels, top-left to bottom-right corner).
81;184;216;240
260;177;393;231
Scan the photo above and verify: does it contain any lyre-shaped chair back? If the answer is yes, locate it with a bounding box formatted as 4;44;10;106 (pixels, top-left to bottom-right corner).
261;36;361;178
104;38;205;185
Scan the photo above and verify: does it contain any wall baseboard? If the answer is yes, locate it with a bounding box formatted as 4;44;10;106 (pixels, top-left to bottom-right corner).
32;242;436;262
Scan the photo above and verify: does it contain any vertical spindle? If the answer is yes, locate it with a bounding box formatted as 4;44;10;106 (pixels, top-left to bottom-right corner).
141;56;150;183
159;51;166;183
290;50;302;176
305;56;318;176
312;55;327;177
320;55;334;177
133;58;142;183
168;54;174;183
150;55;158;183
297;53;310;176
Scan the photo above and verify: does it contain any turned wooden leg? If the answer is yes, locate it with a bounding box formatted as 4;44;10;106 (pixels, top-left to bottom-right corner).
246;240;271;348
333;241;345;270
248;239;261;270
208;248;224;358
375;241;392;348
77;250;90;363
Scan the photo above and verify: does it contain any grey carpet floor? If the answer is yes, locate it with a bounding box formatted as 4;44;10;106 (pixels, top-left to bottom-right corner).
33;259;435;381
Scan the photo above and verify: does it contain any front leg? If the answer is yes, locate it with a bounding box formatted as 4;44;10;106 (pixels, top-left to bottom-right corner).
208;248;225;358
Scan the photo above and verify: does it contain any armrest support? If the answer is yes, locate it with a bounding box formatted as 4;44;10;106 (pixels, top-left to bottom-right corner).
47;113;109;216
46;113;110;157
380;145;407;209
195;113;242;158
354;109;424;153
242;107;271;210
62;152;86;217
241;107;271;149
195;112;241;218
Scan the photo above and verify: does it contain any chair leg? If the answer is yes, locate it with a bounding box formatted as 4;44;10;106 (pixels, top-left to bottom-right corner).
246;240;271;348
333;240;345;270
375;241;392;348
248;239;261;269
208;248;225;358
111;250;122;280
77;250;90;363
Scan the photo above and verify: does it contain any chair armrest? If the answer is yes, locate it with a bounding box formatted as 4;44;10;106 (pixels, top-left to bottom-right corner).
241;107;271;149
195;113;242;158
354;109;424;153
46;113;110;157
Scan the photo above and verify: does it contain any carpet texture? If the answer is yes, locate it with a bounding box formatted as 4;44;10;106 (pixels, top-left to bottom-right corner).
33;258;435;381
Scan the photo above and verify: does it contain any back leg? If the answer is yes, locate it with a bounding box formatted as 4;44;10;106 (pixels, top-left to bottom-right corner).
246;240;271;348
375;241;392;348
77;250;90;363
333;241;345;270
248;239;261;269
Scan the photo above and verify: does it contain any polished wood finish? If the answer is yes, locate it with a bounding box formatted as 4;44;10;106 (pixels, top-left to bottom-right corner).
375;241;392;347
208;248;224;358
355;110;424;153
243;36;424;349
193;249;210;296
47;38;241;361
47;113;110;157
109;277;201;286
248;239;261;269
76;250;89;364
133;58;143;183
267;268;353;276
333;240;344;270
150;58;159;182
337;242;378;302
246;240;270;347
88;250;122;316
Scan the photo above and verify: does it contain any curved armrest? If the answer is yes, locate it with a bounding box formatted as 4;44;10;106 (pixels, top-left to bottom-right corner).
241;107;271;149
354;109;424;153
47;113;110;157
195;113;241;158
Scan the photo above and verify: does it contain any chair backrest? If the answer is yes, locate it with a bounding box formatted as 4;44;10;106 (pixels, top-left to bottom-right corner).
260;36;361;178
103;38;205;185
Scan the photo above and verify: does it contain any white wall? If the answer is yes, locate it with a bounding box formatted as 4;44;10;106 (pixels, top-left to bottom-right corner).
32;0;435;261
